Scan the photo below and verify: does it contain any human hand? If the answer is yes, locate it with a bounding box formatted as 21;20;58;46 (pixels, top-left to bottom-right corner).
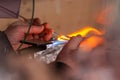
56;35;113;80
5;18;53;51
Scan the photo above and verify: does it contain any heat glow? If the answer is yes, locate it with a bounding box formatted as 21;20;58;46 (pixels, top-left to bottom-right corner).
57;26;104;51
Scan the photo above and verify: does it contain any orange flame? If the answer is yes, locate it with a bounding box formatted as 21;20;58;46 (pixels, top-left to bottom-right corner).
57;26;104;41
80;36;104;51
57;26;104;51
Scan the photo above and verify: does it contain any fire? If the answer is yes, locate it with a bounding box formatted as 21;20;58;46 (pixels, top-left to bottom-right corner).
57;26;104;51
80;36;104;51
57;26;104;41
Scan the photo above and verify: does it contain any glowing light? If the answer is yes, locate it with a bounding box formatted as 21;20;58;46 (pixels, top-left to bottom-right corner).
57;35;70;41
57;26;104;51
80;36;104;51
57;26;103;41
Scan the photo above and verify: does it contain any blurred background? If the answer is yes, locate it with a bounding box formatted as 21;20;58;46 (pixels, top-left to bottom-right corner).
0;0;107;34
0;0;120;80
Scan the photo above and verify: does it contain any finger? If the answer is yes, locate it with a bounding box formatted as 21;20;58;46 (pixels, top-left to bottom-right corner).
41;23;53;41
33;18;41;26
64;35;83;50
27;34;34;40
56;36;84;70
43;29;53;41
28;25;44;34
42;22;50;29
32;34;39;40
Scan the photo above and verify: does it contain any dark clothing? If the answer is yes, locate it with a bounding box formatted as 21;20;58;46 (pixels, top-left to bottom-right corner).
0;31;14;65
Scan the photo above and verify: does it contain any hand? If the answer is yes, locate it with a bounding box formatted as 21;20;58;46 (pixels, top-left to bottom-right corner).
56;35;83;70
5;18;53;51
56;35;112;80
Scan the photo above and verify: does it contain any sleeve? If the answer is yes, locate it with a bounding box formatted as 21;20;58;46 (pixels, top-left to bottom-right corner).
0;31;15;64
